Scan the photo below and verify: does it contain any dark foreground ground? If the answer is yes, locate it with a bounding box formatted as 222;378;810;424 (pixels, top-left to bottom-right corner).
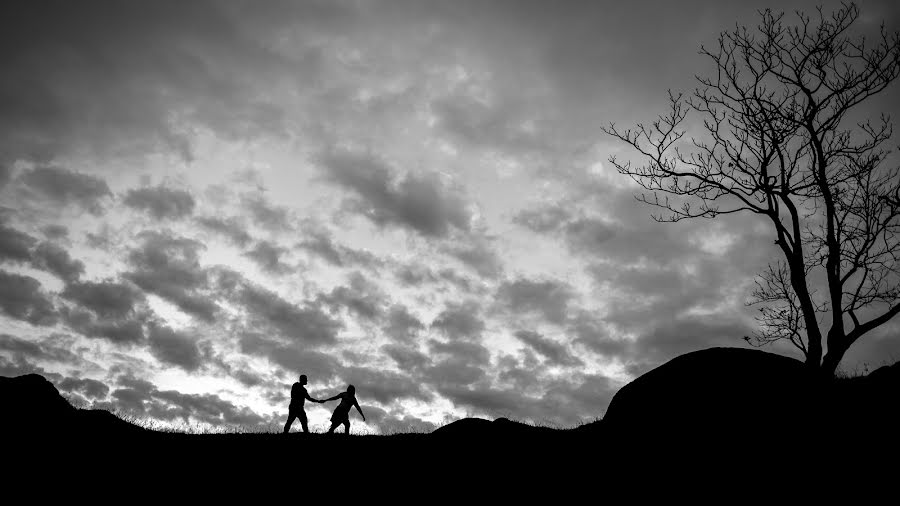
4;347;898;500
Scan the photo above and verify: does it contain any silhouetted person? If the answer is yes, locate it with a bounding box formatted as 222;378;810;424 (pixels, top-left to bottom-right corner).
283;374;322;433
321;385;365;434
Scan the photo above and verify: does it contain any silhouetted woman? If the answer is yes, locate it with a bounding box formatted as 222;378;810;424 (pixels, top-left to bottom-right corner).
321;385;366;434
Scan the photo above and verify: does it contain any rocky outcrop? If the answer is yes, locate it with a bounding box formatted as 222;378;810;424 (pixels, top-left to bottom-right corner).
602;347;811;440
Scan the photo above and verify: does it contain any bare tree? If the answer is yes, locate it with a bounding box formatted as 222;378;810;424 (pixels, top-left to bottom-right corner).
603;2;900;376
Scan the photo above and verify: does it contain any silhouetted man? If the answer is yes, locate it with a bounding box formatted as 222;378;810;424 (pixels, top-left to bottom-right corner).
283;374;322;433
321;384;365;434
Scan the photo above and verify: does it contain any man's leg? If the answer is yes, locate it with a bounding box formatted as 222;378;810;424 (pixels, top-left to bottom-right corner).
342;421;350;435
283;412;296;434
327;421;339;434
299;411;309;433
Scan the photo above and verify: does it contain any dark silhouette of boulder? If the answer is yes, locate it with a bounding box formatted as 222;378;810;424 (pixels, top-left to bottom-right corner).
432;417;493;436
602;347;812;442
0;374;76;433
0;374;143;438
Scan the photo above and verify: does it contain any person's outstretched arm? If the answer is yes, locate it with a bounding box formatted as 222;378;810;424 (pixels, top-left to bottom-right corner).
321;393;342;402
354;399;366;421
305;391;323;403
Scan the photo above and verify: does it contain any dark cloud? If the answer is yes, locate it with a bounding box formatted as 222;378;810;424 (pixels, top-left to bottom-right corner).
423;359;487;386
445;236;503;279
563;217;617;254
31;242;85;282
430;300;485;340
125;230;218;322
61;280;144;319
368;410;436;434
421;338;491;387
384;305;424;342
0;270;57;326
0;0;316;163
339;365;431;404
242;194;293;231
59;377;109;399
237;283;340;345
512;204;572;234
123;185;196;220
318;272;384;322
431;92;550;153
0;165;10;189
147;323;202;372
63;307;146;345
239;333;340;381
17;166;111;215
111;374;267;427
243;240;292;275
297;229;382;269
0;223;37;263
496;278;574;325
195;215;252;246
437;371;616;426
569;311;628;359
429;339;491;365
0;333;81;365
513;330;582;367
41;224;69;240
317;148;472;237
629;316;754;369
382;343;431;370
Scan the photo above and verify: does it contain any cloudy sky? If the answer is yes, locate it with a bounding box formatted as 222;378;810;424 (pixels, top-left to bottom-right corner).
2;0;899;433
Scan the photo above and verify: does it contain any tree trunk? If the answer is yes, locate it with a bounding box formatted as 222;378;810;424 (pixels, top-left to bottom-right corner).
822;341;847;378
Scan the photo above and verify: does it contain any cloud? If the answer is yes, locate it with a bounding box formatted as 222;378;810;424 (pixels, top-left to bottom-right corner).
431;92;549;153
61;280;144;319
512;204;572;234
318;272;384;322
0;333;81;365
125;230;218;322
568;311;628;359
239;333;340;380
421;339;492;387
0;0;313;163
430;300;485;340
123;185;196;220
338;365;431;404
513;330;582;367
563;217;617;254
59;377;110;399
195;216;252;246
429;339;491;365
242;194;293;231
31;242;85;282
235;282;341;345
382;343;431;370
110;374;267;427
445;236;504;279
0;223;37;263
147;323;202;372
17;166;111;215
627;316;754;371
243;240;292;275
62;308;146;345
317;148;472;237
40;224;69;240
0;270;57;326
383;304;424;342
496;278;574;325
297;229;382;269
